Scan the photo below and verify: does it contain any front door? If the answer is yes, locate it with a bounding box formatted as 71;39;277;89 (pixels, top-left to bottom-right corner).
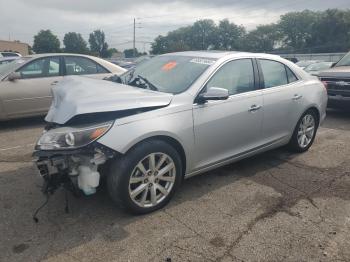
192;58;263;171
1;56;62;118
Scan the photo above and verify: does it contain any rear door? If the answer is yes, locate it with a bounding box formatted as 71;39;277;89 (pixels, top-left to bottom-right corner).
192;58;263;170
0;56;63;118
258;59;303;144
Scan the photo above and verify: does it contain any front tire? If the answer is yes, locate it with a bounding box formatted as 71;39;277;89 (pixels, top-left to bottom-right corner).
107;140;183;214
288;110;319;152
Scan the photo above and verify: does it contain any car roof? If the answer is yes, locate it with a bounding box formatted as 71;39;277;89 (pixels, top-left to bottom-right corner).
24;53;100;59
22;53;126;74
160;50;282;60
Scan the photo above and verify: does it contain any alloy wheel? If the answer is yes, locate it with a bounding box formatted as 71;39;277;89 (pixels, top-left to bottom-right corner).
297;114;315;148
128;153;176;208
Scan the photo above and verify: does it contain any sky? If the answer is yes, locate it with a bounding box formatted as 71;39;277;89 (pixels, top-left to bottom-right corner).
1;0;349;52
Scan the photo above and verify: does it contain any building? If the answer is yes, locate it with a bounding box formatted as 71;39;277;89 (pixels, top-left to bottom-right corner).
0;40;29;55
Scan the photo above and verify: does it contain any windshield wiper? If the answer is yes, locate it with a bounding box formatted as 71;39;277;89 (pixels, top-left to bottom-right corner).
136;75;159;91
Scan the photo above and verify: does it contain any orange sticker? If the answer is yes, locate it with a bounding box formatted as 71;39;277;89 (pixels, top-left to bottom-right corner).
162;61;177;71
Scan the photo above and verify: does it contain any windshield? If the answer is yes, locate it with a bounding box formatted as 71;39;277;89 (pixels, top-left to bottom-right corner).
304;62;333;72
335;52;350;67
121;55;216;94
0;58;29;79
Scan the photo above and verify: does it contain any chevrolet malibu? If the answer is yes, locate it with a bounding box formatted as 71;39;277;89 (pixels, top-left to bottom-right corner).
34;51;327;214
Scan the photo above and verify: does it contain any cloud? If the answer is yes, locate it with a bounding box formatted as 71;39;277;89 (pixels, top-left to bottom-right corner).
0;0;349;51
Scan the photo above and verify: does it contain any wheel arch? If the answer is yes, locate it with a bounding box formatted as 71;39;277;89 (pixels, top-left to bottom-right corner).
124;134;187;176
304;106;320;125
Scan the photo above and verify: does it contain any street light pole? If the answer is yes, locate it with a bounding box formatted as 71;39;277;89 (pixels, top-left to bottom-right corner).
133;18;136;58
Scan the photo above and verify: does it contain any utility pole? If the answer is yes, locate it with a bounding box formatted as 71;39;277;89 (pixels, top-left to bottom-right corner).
133;18;136;58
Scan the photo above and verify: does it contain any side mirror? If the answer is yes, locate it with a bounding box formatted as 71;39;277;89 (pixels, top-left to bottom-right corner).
197;87;229;104
331;62;337;68
7;72;21;81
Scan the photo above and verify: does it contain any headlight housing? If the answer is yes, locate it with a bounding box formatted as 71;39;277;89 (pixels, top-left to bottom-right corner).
36;122;113;150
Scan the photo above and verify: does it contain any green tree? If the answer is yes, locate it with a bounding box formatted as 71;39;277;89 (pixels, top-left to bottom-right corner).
124;48;140;58
151;36;167;54
215;19;245;50
63;32;89;54
278;10;319;52
33;30;60;53
243;24;280;52
309;9;350;52
150;9;350;55
89;30;110;57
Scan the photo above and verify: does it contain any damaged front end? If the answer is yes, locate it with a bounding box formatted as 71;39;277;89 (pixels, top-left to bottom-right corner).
33;121;117;197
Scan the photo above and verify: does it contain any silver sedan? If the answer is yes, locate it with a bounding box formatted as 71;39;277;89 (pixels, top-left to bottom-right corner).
34;51;327;215
0;53;126;120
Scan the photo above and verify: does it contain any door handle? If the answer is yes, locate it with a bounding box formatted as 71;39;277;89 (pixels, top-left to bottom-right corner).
248;104;262;112
292;94;303;101
51;81;59;86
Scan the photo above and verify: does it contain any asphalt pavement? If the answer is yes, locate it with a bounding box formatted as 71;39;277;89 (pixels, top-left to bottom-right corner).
0;109;349;262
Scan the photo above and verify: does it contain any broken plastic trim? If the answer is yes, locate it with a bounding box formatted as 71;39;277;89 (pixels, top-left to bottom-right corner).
32;142;120;222
55;106;167;127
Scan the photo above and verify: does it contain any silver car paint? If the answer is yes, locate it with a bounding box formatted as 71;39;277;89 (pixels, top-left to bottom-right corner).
47;52;328;178
45;76;174;124
98;53;327;176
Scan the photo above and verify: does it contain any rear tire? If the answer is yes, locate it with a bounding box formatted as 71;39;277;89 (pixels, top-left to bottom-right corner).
107;140;183;214
288;109;319;153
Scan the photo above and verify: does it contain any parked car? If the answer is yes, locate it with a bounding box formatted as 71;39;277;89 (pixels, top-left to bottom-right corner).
110;59;136;69
34;51;327;215
304;61;333;76
0;51;21;57
318;51;350;109
0;57;19;65
0;53;126;120
296;60;319;69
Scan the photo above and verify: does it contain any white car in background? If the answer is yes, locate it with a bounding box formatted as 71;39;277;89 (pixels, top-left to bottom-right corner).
0;57;19;65
0;51;22;57
0;53;126;120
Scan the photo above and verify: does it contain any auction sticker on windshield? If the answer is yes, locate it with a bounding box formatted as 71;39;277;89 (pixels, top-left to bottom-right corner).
190;58;216;65
162;61;177;71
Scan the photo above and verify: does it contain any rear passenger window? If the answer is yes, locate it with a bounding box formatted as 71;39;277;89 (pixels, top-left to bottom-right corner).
285;66;298;83
64;56;108;75
260;59;288;88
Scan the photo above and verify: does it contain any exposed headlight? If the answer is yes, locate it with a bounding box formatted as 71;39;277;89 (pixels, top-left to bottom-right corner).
36;122;113;150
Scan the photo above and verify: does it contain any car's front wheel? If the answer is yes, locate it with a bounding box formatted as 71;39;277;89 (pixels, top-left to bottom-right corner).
288;109;319;152
107;140;182;214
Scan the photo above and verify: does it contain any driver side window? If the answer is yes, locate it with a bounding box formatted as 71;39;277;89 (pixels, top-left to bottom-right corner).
17;58;46;79
206;59;255;95
17;57;60;79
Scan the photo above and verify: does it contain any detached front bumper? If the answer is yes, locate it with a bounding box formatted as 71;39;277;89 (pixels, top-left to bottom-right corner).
33;143;117;196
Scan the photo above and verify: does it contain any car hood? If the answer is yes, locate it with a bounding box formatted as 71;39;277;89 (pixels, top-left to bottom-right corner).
45;76;173;124
318;66;350;78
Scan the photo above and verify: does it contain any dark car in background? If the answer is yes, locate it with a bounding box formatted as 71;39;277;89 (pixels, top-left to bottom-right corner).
318;52;350;109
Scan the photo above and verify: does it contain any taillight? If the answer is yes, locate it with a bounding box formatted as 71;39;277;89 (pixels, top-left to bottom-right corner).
321;81;328;89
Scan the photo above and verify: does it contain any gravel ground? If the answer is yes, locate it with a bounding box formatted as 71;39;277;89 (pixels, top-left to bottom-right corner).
0;109;349;262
